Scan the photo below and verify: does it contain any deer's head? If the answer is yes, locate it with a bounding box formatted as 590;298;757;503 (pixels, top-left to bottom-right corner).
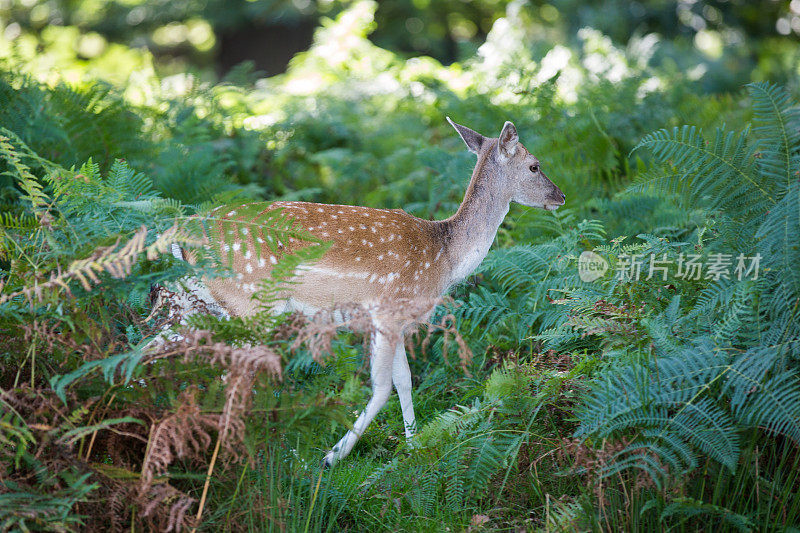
447;118;566;211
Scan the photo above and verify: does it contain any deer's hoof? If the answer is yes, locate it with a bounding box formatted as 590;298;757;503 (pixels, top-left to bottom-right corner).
321;452;336;469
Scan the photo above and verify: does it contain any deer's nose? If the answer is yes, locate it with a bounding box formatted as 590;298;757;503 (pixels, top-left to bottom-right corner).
560;191;566;200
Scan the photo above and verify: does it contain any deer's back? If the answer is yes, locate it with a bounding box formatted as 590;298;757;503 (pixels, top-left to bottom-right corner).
201;201;450;316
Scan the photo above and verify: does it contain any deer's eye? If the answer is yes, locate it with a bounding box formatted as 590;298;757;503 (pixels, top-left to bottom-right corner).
529;164;539;173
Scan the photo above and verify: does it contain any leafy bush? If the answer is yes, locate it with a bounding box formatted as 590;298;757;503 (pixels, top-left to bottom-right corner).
2;1;800;531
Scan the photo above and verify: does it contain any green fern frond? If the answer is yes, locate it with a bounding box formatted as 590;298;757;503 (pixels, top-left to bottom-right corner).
0;133;50;211
577;340;800;484
195;203;330;275
630;125;774;221
756;181;800;343
660;497;755;532
747;82;800;196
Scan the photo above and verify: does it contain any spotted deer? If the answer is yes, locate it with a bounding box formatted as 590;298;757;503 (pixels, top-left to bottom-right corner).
174;118;565;466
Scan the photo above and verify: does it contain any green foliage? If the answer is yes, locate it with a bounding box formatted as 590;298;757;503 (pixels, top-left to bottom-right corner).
0;73;147;171
4;0;797;92
0;118;330;530
0;473;97;532
578;342;800;481
450;217;605;354
557;84;800;523
2;2;800;530
362;364;544;514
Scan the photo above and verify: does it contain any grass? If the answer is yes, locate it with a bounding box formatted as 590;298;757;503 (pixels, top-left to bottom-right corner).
192;349;588;532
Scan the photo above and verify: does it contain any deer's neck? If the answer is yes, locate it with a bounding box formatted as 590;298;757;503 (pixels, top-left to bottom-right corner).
440;153;509;287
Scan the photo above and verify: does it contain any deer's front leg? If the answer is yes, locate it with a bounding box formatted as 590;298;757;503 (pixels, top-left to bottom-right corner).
323;327;396;467
392;342;416;440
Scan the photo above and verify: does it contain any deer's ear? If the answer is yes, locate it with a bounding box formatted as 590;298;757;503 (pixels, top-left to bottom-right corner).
447;117;485;155
498;121;518;158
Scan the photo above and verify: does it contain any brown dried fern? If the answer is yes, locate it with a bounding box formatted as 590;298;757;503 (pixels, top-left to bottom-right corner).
139;387;218;492
139;482;196;532
0;224;201;305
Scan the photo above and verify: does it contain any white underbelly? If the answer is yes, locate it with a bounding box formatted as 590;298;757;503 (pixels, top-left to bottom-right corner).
278;298;320;318
278;297;366;325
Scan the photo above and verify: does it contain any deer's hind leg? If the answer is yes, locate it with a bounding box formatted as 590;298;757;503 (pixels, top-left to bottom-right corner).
392;342;416;440
322;322;398;467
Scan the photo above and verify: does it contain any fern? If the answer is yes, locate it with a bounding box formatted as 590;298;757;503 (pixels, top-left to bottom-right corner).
361;364;546;512
748;82;800;197
630;125;771;221
451;219;606;352
756;174;800;346
570;83;800;493
659;498;754;532
0;131;50;212
577;339;800;487
0;473;97;532
0;407;35;470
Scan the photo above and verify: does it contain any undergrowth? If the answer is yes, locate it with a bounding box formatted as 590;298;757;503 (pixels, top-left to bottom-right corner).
2;2;800;531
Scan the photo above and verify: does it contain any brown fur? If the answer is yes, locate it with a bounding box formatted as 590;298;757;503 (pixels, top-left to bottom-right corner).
202;201;453;315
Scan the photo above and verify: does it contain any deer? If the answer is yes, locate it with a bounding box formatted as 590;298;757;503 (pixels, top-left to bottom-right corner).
166;118;565;467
